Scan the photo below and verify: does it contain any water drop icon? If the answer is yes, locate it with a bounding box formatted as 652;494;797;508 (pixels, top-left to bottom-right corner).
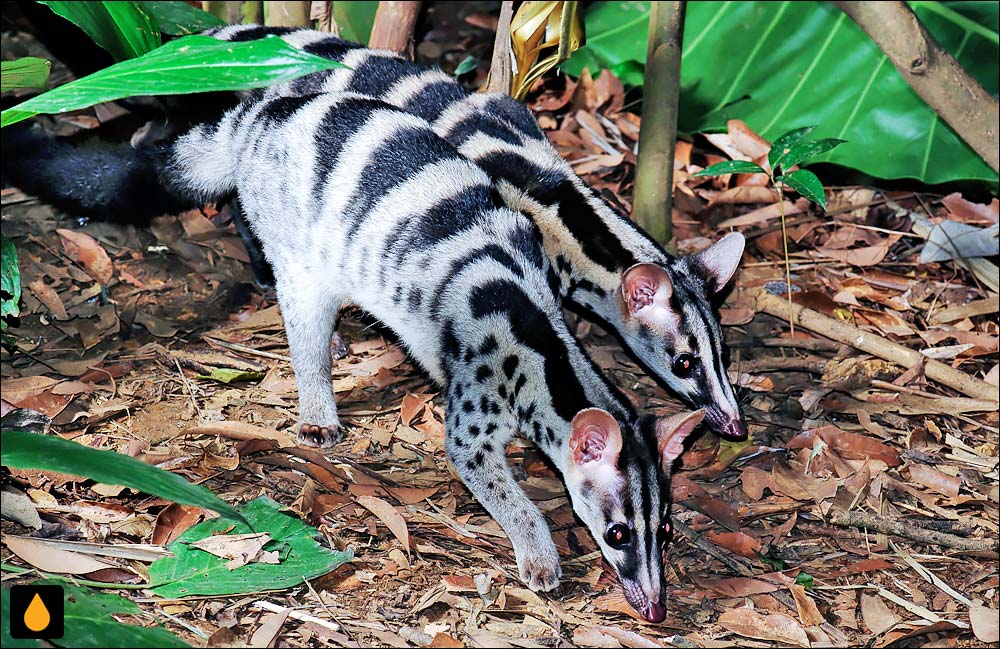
24;592;51;632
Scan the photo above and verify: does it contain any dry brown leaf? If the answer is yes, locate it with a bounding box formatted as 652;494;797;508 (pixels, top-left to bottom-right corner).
717;608;810;647
941;192;999;224
969;602;1000;643
907;464;961;497
191;532;273;569
250;610;289;648
706;531;761;559
400;393;426;426
152;504;206;546
816;426;901;467
860;592;900;635
817;241;892;267
694;576;783;598
3;535;116;574
789;584;825;626
56;228;114;284
1;376;61;402
825;558;894;578
357;495;410;552
593;625;661;648
27;279;69;320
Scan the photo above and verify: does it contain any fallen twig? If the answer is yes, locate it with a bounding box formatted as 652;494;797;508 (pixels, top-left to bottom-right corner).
828;510;998;552
753;287;998;401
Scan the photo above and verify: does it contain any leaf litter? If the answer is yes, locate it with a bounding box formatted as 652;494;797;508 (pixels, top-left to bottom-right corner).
2;25;998;649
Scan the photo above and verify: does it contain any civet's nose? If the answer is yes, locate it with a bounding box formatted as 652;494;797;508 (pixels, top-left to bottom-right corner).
643;601;666;623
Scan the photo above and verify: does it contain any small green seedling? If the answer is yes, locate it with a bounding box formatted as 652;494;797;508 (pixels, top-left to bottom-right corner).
693;127;845;333
693;125;844;209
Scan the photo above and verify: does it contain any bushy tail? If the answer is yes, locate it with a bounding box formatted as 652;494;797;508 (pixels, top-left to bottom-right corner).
1;123;230;223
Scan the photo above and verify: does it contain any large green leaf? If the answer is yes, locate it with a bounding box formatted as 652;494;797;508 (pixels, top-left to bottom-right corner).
38;1;161;61
1;430;244;523
140;1;225;35
1;236;21;331
1;35;348;128
565;1;999;184
333;0;379;44
0;58;52;92
149;497;353;598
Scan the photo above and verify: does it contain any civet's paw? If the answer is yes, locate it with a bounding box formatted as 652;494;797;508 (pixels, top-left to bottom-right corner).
296;422;343;448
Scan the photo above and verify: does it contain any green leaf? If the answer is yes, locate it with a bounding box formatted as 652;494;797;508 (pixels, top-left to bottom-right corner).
332;0;379;44
1;430;244;523
795;571;814;589
1;236;21;331
777;169;827;209
564;1;999;184
454;55;478;76
692;160;767;177
38;1;161;61
775;138;846;173
0;58;52;92
149;497;353;598
195;368;265;384
767;126;816;172
140;1;225;35
2;35;348;128
15;580;188;647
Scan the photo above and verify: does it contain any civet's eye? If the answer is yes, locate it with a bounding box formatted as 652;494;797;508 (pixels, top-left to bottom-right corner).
672;353;696;378
605;523;632;548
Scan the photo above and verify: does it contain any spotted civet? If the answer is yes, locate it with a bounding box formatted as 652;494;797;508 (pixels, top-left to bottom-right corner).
205;25;750;441
5;92;706;621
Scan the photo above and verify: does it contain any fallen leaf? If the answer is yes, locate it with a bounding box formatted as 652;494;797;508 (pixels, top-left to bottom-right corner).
789;584;825;626
969;602;1000;643
706;531;761;559
190;532;272;570
718;608;809;647
3;535;116;574
56;228;114;284
861;592;900;635
357;495;410;552
908;464;961;497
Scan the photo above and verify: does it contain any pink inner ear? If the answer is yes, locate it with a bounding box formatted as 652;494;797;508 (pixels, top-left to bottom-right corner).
574;428;608;464
570;408;622;466
621;264;671;316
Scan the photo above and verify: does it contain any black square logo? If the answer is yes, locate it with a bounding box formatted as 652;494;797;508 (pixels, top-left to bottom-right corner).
9;584;64;639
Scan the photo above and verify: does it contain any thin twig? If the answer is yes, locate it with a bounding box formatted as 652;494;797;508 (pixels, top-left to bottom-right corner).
828;510;998;552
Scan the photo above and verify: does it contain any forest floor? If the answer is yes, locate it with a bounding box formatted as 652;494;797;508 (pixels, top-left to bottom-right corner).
2;25;999;649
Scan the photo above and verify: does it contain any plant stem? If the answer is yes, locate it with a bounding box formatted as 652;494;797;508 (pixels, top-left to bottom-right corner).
776;184;795;336
483;1;514;95
632;1;686;248
369;1;423;55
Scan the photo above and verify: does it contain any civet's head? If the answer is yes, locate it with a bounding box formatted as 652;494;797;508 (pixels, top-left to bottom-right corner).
620;232;748;440
564;407;705;622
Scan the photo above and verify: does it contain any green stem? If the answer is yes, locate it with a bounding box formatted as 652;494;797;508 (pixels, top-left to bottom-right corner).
776;184;795;336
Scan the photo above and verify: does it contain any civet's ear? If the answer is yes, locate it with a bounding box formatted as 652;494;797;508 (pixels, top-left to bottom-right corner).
621;263;672;323
654;409;706;473
692;232;745;293
569;408;623;467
